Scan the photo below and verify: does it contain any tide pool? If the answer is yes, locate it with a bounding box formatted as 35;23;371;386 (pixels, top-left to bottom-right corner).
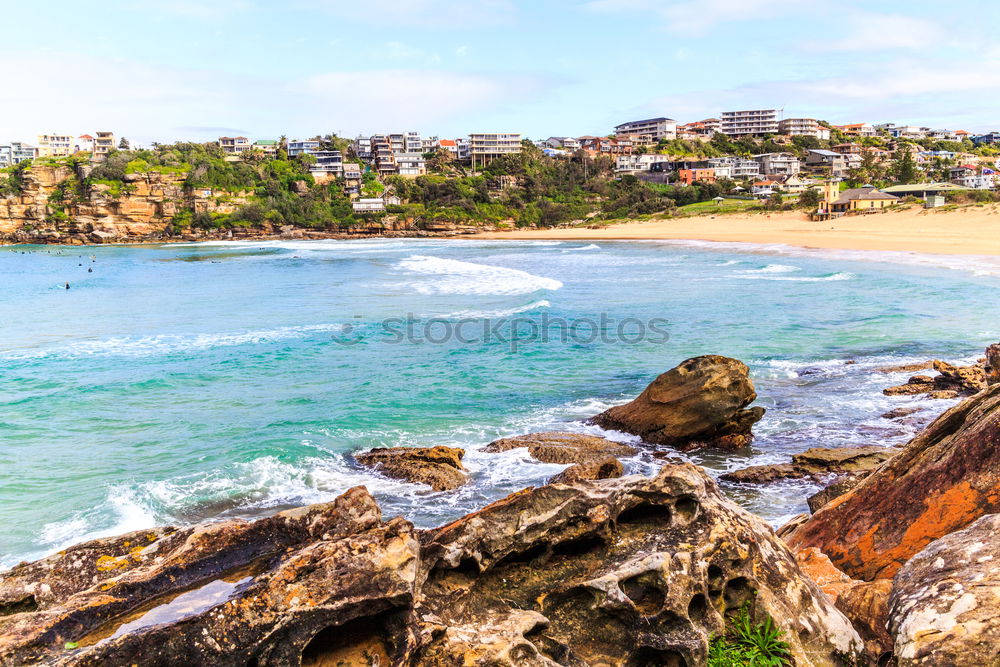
1;239;998;568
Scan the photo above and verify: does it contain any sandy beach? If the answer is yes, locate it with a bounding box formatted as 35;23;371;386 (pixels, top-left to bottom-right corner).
465;204;1000;256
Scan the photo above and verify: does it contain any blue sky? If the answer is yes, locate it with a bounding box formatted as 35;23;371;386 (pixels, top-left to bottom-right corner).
3;0;999;145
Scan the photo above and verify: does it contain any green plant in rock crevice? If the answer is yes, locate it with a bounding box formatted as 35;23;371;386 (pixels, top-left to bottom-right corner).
708;604;792;667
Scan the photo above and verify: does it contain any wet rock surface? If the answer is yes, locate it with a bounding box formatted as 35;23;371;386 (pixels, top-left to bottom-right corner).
482;431;637;463
591;355;765;450
883;359;988;398
720;446;895;484
0;466;863;666
888;513;1000;666
787;383;1000;581
547;456;624;484
355;445;469;491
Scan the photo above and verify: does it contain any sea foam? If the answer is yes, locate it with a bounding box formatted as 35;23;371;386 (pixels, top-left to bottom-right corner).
396;255;563;295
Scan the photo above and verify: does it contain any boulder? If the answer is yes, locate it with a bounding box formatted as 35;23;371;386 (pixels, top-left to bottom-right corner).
837;579;893;661
547;456;623;484
795;547;855;601
481;431;637;463
0;466;864;666
591;355;765;450
787;384;1000;581
888;513;1000;666
720;446;895;484
987;343;1000;385
355;446;468;491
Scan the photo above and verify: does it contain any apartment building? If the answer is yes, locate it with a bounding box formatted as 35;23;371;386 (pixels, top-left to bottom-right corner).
310;150;344;175
753;152;801;176
950;165;996;190
353;137;372;160
456;138;471;161
720;110;778;137
92;131;116;161
806;149;850;178
370;135;398;175
396;153;427;177
468;133;521;168
615;154;671;174
777;118;830;140
677;118;720;140
287;139;320;157
706;156;760;179
403;131;422;153
219;136;251;156
37;133;75;157
542;137;581;150
613;117;677;142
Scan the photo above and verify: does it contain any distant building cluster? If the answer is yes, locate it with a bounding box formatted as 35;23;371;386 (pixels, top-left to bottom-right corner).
0;132;117;167
539;109;998;193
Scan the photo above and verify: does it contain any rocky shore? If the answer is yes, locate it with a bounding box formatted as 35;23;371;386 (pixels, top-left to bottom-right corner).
0;164;492;246
2;350;999;665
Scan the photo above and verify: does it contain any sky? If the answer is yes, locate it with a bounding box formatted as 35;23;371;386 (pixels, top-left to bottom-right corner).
2;0;999;146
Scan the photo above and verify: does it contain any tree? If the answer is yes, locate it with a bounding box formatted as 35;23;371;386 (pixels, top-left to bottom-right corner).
890;149;920;184
118;137;130;150
765;191;784;210
798;187;821;209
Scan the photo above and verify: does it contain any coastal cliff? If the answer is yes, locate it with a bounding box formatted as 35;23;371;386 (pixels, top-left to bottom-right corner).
0;163;476;245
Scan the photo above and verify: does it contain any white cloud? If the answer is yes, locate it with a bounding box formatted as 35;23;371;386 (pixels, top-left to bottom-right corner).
0;52;547;144
295;0;516;27
381;41;443;65
583;0;806;34
810;13;945;51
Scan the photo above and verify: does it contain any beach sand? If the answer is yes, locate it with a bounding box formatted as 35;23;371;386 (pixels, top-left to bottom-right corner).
463;204;1000;256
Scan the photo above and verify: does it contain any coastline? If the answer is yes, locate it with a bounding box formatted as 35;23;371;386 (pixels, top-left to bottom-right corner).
460;205;1000;257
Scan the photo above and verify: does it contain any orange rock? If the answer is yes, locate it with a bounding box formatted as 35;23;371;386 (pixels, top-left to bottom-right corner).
794;547;855;602
787;384;1000;581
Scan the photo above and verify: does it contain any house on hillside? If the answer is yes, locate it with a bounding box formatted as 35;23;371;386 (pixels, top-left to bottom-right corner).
806;149;850;178
950;165;996;189
753;152;800;176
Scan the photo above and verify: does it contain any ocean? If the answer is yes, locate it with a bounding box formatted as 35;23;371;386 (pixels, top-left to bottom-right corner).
1;238;997;569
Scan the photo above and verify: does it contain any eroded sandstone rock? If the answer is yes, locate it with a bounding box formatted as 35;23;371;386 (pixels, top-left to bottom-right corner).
547;456;623;484
0;466;864;666
987;343;1000;385
355;446;468;491
888;513;1000;666
787;384;1000;581
884;359;988;398
720;446;895;485
591;356;765;450
482;431;637;463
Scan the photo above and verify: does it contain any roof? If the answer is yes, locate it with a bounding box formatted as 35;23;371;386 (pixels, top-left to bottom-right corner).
254;139;278;145
439;139;457;147
78;134;94;140
809;149;841;157
881;182;967;194
837;123;870;129
614;117;675;128
832;187;899;204
754;180;778;186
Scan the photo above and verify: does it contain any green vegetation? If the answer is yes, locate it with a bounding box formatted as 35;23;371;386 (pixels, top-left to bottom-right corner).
0;161;31;196
708;605;792;667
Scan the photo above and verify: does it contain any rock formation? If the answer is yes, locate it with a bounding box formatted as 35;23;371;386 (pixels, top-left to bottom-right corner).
987;343;1000;385
786;383;1000;581
355;446;468;491
883;359;988;399
888;513;1000;666
0;465;863;666
482;431;637;463
591;356;765;450
720;446;895;484
547;456;623;484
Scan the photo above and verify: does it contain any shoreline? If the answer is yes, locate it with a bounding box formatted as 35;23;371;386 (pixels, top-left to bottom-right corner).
459;205;1000;257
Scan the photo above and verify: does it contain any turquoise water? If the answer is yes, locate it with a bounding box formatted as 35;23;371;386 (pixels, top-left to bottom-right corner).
1;239;998;568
